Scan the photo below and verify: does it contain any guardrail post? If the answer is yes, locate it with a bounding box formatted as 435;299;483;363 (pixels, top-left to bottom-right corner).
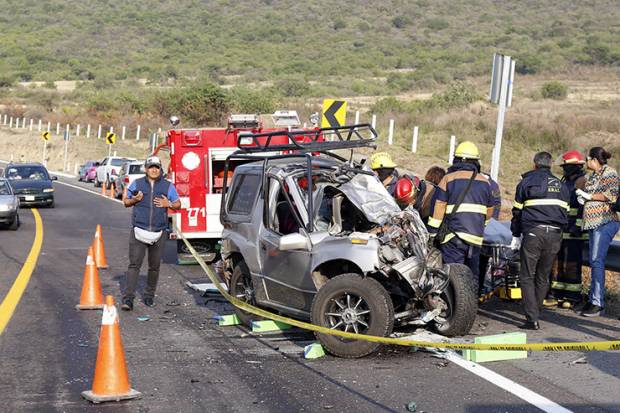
136;124;141;141
3;114;6;125
97;124;102;139
22;117;26;128
9;117;13;128
122;125;126;140
15;118;19;128
387;119;394;145
47;121;51;131
371;114;377;130
411;126;419;153
354;110;360;125
29;119;33;131
56;122;60;136
76;124;81;137
86;124;91;138
449;135;456;165
38;119;42;132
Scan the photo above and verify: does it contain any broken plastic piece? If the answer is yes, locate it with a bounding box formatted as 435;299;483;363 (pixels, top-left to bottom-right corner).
137;316;150;322
251;320;292;333
406;401;417;412
304;343;326;359
217;314;241;326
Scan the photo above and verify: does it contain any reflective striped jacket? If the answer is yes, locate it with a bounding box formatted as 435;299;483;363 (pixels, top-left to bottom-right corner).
563;173;588;240
428;163;495;246
511;168;570;237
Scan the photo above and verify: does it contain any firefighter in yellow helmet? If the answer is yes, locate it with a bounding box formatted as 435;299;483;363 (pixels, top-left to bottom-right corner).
370;152;400;196
428;141;495;285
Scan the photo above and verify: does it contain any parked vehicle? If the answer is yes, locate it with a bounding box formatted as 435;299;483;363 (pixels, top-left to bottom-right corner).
156;111;318;263
0;178;20;230
94;156;136;189
78;161;99;182
114;160;144;199
3;162;57;208
220;126;478;358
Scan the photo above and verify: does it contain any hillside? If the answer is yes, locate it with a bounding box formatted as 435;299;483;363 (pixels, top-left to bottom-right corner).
1;0;619;91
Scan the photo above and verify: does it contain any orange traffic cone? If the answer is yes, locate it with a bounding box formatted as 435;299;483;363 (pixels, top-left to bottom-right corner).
109;182;115;198
92;225;109;269
100;182;106;196
82;295;141;403
75;247;104;310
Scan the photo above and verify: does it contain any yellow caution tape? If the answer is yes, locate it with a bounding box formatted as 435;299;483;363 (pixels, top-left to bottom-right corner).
175;226;620;352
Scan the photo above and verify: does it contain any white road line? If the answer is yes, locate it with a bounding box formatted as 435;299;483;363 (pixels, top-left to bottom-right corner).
444;351;573;413
54;180;123;204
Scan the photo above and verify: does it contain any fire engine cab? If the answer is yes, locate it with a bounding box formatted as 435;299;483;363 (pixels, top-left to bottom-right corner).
161;111;315;263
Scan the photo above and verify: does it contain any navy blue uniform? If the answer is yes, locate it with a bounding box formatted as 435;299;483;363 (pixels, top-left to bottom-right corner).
551;172;587;302
428;162;495;280
511;167;570;323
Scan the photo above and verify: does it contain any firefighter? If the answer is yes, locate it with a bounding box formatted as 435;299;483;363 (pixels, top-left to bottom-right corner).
394;175;437;223
511;152;570;330
428;141;495;283
370;152;399;196
481;172;502;219
544;150;587;309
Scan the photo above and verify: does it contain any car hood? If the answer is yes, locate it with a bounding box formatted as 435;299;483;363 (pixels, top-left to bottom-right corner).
336;174;400;225
9;180;53;191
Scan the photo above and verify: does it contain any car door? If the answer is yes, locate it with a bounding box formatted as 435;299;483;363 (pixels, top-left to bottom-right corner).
258;176;316;314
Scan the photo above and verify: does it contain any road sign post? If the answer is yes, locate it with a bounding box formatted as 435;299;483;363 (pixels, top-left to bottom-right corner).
489;53;515;181
63;128;70;172
41;131;51;166
106;132;117;157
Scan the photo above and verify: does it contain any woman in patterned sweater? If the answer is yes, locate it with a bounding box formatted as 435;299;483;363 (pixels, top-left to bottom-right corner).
576;147;620;317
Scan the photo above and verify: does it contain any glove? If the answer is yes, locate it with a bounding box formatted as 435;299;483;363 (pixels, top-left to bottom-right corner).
510;236;522;251
575;189;592;201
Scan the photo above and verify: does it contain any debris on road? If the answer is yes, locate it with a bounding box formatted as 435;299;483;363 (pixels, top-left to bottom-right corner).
569;356;588;365
304;343;326;359
137;316;150;322
406;401;417;412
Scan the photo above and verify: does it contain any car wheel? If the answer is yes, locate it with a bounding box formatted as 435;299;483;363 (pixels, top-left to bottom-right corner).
47;200;55;209
9;214;19;231
311;273;394;358
229;261;263;327
431;264;477;336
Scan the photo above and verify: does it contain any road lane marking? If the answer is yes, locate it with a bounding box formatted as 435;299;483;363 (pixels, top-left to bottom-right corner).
444;350;573;413
0;209;44;336
54;180;123;204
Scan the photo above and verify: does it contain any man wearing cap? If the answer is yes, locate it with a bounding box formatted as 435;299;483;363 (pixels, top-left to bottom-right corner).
121;156;181;310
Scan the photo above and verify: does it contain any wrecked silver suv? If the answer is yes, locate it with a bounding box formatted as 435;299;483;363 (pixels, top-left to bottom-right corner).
220;126;477;358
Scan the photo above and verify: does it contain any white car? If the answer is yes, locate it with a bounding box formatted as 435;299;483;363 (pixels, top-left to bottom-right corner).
94;156;136;189
113;160;145;199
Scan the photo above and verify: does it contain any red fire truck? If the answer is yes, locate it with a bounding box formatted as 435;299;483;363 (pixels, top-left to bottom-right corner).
159;112;315;263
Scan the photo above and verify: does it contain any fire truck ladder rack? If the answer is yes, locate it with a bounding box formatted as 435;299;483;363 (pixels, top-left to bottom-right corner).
235;124;377;154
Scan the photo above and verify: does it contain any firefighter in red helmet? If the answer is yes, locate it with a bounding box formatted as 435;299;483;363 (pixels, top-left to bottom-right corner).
545;150;587;309
394;175;437;223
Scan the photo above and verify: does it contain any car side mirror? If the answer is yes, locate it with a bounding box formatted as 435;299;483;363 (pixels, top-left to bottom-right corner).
51;176;58;181
278;232;311;251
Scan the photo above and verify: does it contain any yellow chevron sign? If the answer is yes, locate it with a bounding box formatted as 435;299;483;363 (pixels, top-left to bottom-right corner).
321;99;347;128
41;131;51;141
105;132;116;145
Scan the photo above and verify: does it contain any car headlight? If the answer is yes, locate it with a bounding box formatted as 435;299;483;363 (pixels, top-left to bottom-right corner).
0;204;14;211
43;188;54;193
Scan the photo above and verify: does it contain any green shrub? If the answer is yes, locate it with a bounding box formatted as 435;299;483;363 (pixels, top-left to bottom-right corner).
541;81;568;100
0;75;14;88
229;87;279;114
274;77;310;97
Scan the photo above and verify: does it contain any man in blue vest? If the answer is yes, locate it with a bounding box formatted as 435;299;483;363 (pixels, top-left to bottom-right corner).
121;156;181;310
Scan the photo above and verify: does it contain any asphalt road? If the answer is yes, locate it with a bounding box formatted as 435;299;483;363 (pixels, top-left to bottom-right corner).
0;173;619;412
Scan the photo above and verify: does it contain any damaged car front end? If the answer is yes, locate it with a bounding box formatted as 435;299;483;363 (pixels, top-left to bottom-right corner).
220;125;477;358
